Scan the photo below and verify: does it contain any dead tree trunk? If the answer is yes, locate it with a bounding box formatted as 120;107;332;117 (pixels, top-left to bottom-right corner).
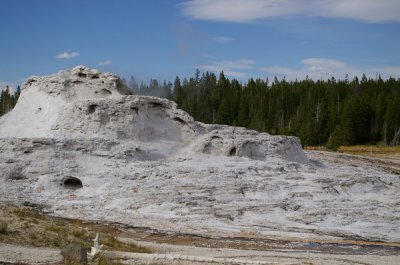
389;128;400;146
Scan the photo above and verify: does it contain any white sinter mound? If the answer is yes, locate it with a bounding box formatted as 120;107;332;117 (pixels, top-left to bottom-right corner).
0;66;398;243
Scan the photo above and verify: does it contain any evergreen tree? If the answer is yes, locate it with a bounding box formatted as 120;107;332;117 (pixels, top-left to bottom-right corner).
107;70;400;149
172;76;182;107
0;86;20;117
128;76;139;94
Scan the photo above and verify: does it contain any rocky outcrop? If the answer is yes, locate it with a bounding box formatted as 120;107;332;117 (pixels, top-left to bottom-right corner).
0;66;307;163
60;244;88;265
0;67;398;243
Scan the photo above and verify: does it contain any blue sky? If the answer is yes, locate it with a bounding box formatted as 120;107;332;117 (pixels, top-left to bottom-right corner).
1;0;400;90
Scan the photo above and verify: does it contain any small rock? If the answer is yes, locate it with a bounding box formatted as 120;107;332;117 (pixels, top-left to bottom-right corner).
60;244;88;265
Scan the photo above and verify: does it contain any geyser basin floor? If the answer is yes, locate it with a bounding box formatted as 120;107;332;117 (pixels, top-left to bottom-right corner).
0;66;398;247
1;139;399;243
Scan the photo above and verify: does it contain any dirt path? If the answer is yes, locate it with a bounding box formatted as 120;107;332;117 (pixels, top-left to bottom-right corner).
114;225;400;256
306;150;400;175
100;237;400;265
2;240;398;265
0;243;62;264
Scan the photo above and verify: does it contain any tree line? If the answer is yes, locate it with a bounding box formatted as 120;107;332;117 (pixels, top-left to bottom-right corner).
135;70;400;149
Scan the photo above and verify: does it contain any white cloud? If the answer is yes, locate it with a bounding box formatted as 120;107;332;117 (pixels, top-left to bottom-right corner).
56;52;80;59
261;58;400;80
321;0;400;23
261;58;362;80
260;66;296;78
197;59;256;78
0;81;16;93
301;58;362;78
99;60;112;66
372;66;400;77
214;36;234;44
179;0;400;23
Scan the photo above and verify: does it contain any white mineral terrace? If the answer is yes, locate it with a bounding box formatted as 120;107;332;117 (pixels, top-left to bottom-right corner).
0;66;398;243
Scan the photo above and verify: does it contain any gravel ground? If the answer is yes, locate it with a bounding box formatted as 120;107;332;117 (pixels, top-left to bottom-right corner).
1;240;399;265
0;243;62;264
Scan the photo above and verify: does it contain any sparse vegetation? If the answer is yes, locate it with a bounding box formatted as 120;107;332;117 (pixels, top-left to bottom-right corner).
12;207;37;219
0;203;151;253
45;223;68;234
96;255;124;265
0;220;8;234
338;145;400;158
72;227;87;238
305;145;400;158
102;234;151;253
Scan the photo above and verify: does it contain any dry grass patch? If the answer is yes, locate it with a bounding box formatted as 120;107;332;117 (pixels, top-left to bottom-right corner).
339;145;400;158
0;202;151;254
0;220;8;234
96;255;125;265
306;145;400;159
102;234;151;253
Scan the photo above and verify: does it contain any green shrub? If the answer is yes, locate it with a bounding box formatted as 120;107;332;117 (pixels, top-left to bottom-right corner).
101;234;151;253
72;228;86;238
45;223;67;234
96;255;124;265
12;207;36;219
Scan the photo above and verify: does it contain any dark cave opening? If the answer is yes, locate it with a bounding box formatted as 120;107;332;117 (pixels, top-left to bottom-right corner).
63;177;83;189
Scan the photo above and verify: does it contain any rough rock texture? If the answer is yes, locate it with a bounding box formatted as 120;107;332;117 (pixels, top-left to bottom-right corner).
0;66;399;243
60;244;88;265
0;66;306;163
